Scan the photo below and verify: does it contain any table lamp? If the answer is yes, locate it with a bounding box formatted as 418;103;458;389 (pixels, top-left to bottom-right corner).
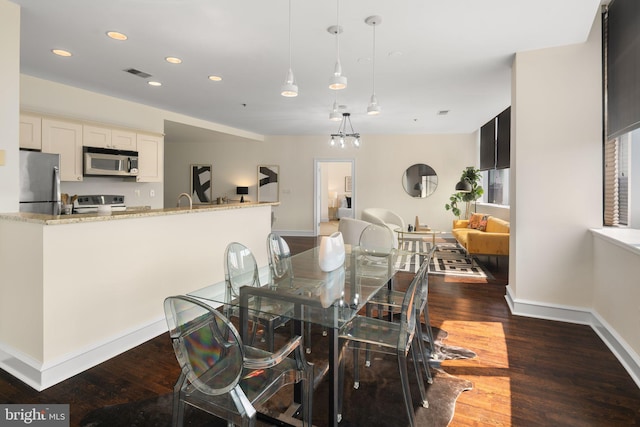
237;186;249;203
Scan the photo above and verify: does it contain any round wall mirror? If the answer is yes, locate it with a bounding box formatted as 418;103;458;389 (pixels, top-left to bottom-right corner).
402;164;438;198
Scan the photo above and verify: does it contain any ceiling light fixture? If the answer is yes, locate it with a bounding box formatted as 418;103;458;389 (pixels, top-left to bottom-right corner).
165;57;182;64
51;49;72;57
330;113;360;148
208;75;223;82
328;0;346;90
329;99;342;121
148;81;162;87
280;0;298;97
365;15;381;115
106;31;127;41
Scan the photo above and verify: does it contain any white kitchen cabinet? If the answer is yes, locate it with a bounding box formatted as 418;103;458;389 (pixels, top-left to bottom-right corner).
136;133;163;182
42;118;83;181
19;113;42;150
83;125;137;150
112;129;137;150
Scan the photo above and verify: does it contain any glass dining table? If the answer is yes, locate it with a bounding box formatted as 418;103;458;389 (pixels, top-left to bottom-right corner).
190;244;399;427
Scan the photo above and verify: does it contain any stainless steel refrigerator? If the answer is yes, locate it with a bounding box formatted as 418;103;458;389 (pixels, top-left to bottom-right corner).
19;150;62;215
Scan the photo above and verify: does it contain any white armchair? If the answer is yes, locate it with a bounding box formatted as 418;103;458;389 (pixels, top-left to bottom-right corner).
361;208;405;248
338;217;372;246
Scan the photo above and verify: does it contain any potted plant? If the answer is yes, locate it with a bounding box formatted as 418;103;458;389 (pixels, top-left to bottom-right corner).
445;167;484;219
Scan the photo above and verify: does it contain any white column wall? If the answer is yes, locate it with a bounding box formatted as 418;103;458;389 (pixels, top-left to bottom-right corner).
0;0;20;212
509;16;602;306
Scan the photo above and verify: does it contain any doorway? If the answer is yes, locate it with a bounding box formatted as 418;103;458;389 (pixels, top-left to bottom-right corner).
314;159;355;236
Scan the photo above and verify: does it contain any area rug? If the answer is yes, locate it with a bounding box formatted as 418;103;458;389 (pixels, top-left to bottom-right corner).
80;325;474;427
396;241;494;280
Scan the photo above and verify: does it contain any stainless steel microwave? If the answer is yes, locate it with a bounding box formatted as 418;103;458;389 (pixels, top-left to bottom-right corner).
83;147;139;177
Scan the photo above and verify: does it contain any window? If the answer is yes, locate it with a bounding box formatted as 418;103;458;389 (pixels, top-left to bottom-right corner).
603;1;640;228
481;168;510;205
605;129;637;227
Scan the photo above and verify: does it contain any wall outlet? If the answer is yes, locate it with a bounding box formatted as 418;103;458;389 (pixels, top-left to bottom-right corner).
149;189;155;197
134;189;140;197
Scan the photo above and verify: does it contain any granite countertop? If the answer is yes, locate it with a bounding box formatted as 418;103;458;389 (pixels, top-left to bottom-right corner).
0;201;279;225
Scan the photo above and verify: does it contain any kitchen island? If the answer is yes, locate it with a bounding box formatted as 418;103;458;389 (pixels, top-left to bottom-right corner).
0;202;276;390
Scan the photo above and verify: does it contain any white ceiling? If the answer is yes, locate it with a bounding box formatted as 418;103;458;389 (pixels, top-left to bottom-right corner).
12;0;601;139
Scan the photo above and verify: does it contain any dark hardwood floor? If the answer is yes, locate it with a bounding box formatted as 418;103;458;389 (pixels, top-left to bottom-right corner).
1;236;639;426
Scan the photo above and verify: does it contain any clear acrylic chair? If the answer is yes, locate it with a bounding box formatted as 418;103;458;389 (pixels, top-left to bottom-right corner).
266;232;294;287
164;295;313;427
266;233;325;354
337;266;429;427
367;247;437;383
225;242;293;352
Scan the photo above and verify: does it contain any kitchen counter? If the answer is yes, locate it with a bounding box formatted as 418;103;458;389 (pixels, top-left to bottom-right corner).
0;201;278;225
0;201;275;390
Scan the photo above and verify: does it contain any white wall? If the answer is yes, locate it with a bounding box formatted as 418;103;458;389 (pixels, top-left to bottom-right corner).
165;133;478;235
0;0;20;213
509;14;602;307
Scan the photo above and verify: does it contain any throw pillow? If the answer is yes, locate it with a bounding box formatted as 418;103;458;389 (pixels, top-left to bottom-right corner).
345;196;352;208
468;213;489;230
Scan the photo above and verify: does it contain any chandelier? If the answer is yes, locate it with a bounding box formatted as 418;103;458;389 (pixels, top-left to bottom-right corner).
329;113;360;148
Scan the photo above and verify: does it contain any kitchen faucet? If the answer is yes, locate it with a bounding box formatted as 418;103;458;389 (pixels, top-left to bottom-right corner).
177;193;193;209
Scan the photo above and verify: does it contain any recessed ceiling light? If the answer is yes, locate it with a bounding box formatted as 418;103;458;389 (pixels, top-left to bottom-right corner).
106;31;128;41
148;81;162;87
52;49;72;57
208;75;223;82
165;57;182;64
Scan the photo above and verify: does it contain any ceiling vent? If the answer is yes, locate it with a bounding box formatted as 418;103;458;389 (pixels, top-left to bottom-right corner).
124;68;152;78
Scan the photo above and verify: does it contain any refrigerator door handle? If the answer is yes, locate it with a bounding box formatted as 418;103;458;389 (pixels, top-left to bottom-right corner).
53;166;62;215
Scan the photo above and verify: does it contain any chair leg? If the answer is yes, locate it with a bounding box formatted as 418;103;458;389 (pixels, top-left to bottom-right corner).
304;370;314;427
338;340;346;423
411;337;429;408
415;325;433;384
397;354;417;427
353;343;360;389
305;321;312;354
173;372;187;427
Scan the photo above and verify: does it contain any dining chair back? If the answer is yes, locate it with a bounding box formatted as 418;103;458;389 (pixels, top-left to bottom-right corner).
358;223;395;258
224;241;291;352
266;232;293;287
338;264;429;427
164;295;313;427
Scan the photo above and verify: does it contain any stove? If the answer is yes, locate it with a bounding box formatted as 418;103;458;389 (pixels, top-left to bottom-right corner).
73;195;126;214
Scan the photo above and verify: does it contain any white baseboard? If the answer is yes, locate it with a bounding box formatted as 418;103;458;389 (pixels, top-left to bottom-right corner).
505;285;640;389
0;318;167;391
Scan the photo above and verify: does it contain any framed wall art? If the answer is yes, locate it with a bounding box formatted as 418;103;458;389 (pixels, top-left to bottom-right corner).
190;164;212;204
258;165;279;202
345;175;352;192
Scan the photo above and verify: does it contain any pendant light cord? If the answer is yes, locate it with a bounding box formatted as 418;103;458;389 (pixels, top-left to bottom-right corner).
335;0;341;69
371;21;376;96
288;0;293;71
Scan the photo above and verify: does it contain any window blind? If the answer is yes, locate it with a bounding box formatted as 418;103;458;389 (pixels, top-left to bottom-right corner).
496;107;511;169
480;118;496;171
606;0;640;139
603;138;619;226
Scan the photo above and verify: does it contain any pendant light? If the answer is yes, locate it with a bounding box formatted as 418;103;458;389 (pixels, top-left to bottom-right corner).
330;113;360;148
328;0;347;90
329;94;342;121
281;0;298;97
365;15;381;115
